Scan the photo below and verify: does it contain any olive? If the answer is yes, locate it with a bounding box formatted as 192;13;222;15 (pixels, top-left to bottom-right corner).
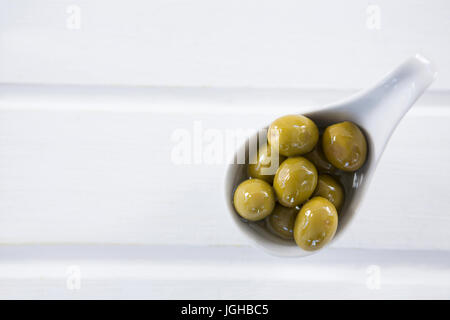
268;115;319;157
273;157;318;207
266;204;298;240
313;174;345;211
304;142;335;174
233;178;275;221
293;196;338;251
322;121;367;172
248;143;286;184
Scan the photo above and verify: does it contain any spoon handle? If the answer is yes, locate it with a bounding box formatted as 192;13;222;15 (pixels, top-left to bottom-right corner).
359;54;436;160
323;54;437;161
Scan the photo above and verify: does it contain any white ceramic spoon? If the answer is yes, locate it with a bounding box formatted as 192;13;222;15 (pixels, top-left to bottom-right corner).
224;54;437;257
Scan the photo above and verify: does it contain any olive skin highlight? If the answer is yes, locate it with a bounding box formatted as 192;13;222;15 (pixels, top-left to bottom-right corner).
267;204;298;240
248;143;286;184
322;121;367;172
304;142;335;174
313;174;345;211
268;115;319;157
293;197;338;251
273;157;318;208
233;178;275;221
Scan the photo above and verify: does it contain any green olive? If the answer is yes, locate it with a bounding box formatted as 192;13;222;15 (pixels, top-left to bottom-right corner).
233;178;275;221
294;196;338;251
322;121;367;172
248;143;286;184
273;157;318;207
304;142;335;174
266;204;298;240
313;174;345;211
268;115;319;157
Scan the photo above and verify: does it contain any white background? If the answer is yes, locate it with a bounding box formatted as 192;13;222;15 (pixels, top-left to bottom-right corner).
0;0;450;299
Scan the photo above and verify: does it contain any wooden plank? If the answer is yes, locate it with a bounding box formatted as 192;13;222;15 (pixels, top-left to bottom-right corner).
1;1;450;90
0;245;449;299
0;86;449;251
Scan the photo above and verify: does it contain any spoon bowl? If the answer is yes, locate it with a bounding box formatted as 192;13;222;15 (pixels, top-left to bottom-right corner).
225;54;437;257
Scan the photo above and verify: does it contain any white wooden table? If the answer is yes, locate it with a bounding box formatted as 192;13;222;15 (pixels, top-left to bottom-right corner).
0;0;449;299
